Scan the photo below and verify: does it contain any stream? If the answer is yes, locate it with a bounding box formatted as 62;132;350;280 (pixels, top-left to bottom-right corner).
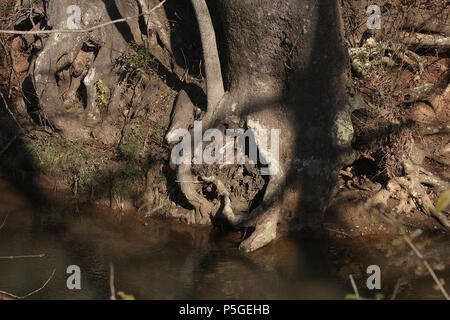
0;179;449;300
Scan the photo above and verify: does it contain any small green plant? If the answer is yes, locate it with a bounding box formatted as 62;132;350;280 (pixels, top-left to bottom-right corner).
123;43;152;76
119;125;148;163
345;293;384;300
435;190;450;214
116;291;135;300
95;78;109;110
156;174;167;186
153;123;167;140
0;0;14;12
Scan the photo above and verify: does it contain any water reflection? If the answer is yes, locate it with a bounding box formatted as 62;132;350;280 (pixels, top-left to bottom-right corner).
0;179;448;300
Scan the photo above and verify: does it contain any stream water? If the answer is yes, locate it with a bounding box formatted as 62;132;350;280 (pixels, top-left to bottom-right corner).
0;179;449;300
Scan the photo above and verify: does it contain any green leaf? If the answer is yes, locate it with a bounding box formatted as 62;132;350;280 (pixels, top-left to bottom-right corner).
416;242;425;251
375;293;385;300
415;266;424;276
397;223;406;235
392;238;403;246
117;291;135;300
435;190;450;213
410;229;423;238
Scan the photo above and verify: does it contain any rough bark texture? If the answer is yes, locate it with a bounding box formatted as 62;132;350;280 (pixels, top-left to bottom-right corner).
166;0;353;251
217;0;352;245
30;0;169;143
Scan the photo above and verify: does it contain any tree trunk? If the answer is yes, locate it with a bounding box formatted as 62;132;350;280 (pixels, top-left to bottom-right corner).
167;0;355;251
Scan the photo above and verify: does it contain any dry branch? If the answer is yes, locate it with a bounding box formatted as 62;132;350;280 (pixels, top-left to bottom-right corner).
0;0;166;35
400;32;450;50
0;214;7;231
379;214;450;300
0;269;56;300
109;263;116;300
349;274;359;297
0;136;17;159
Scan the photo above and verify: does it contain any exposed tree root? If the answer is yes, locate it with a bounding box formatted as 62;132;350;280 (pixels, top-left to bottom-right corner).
136;0;183;77
368;160;450;228
238;206;280;253
350;41;424;78
404;83;438;103
420;123;450;136
201;175;239;224
161;0;289;251
162;0;228;230
190;0;224;113
165;90;194;144
178;164;214;225
136;162;165;216
400;32;450;51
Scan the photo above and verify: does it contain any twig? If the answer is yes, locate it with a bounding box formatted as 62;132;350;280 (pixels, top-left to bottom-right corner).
29;0;36;31
0;37;14;97
0;0;167;35
390;279;401;300
325;227;353;239
380;213;450;300
0;269;55;300
175;180;205;184
0;254;45;259
143;204;164;217
0;136;17;159
109;263;116;300
20;269;56;299
403;236;450;300
0;214;7;231
0;91;26;134
349;274;359;298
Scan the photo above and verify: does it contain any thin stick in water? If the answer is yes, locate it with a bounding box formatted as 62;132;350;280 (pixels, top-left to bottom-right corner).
0;254;45;259
109;263;116;300
0;214;8;231
349;274;360;298
0;269;56;299
390;279;401;300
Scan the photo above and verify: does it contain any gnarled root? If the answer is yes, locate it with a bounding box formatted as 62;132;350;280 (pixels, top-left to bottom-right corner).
201;175;238;223
136;162;165;216
165;89;215;224
368;160;450;228
239;206;280;252
165;90;194;143
400;32;450;51
201;172;282;252
178;164;214;225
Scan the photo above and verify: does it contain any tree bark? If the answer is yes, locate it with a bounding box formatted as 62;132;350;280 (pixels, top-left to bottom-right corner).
169;0;354;251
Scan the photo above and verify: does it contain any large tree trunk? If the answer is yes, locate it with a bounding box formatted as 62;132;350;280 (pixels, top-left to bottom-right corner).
166;0;354;251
